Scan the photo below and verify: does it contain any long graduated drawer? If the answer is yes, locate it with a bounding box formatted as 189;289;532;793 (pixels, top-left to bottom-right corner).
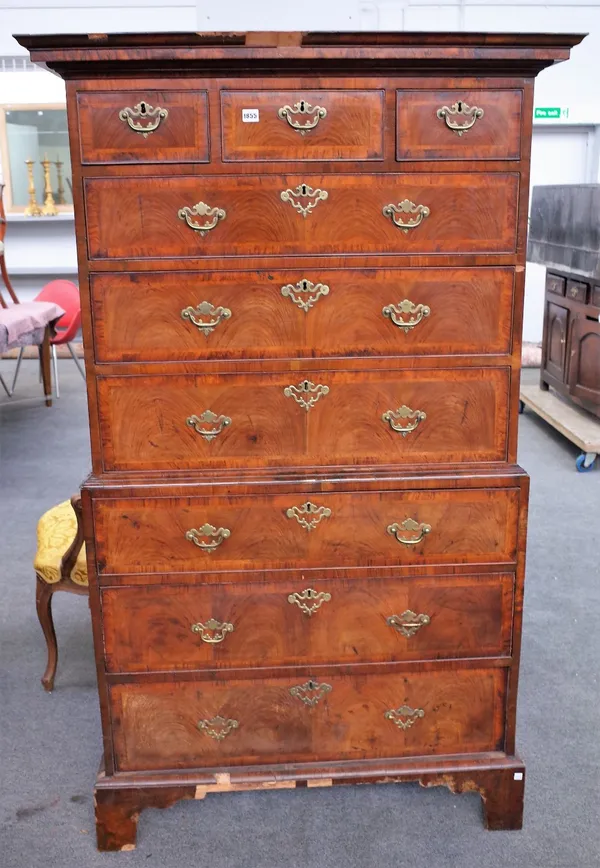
95;367;510;472
84;173;519;260
90;267;515;364
92;485;521;577
109;667;507;771
102;571;514;672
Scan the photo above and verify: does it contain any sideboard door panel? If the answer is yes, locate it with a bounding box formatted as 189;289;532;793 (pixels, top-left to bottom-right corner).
568;319;600;409
543;301;569;384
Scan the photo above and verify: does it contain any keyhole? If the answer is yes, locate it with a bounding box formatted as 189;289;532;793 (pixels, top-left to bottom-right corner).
140;101;147;115
457;101;463;112
301;184;307;195
301;280;309;290
300;100;306;111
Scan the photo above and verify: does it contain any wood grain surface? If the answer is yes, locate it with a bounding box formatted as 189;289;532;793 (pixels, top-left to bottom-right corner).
102;572;514;672
92;486;520;576
221;89;384;161
396;89;522;161
77;90;210;164
96;367;510;471
110;667;507;770
90;267;515;363
84;172;519;259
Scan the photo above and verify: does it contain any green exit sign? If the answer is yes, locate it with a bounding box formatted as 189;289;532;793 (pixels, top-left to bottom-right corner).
534;107;569;119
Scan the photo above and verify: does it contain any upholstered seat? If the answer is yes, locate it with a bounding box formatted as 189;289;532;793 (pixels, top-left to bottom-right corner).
34;496;89;691
35;500;88;586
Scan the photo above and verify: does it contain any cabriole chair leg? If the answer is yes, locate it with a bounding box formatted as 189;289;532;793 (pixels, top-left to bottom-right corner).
35;574;58;691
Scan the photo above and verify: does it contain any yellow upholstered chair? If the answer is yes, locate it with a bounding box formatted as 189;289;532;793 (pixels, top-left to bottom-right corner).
34;495;89;691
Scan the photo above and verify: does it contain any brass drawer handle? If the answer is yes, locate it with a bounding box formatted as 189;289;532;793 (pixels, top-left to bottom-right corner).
281;278;330;312
197;716;239;741
191;618;234;644
277;100;327;134
437;101;484;136
382;405;426;436
281;183;328;218
178;201;226;236
286;501;332;531
387;610;431;638
385;705;425;730
119;100;168;137
387;518;432;546
185;523;231;552
383;299;431;333
383;199;430;234
187;410;232;442
181;301;232;336
284;379;329;411
289;679;332;707
288;588;332;616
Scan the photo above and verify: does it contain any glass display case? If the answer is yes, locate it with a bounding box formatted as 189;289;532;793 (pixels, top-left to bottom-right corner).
0;106;73;212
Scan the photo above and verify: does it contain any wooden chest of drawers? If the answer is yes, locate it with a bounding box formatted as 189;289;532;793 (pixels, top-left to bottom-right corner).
19;30;582;851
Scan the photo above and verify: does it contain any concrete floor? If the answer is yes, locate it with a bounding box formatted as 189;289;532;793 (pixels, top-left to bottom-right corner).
0;360;599;868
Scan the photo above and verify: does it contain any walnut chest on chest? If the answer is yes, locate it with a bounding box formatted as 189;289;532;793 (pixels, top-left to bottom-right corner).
19;30;581;851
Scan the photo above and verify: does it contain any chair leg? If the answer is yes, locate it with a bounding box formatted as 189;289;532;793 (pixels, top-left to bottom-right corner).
66;342;86;380
39;329;53;407
35;575;58;691
0;372;11;397
9;346;25;394
51;343;59;399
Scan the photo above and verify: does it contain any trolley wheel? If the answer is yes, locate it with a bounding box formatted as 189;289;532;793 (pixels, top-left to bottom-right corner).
518;400;525;415
575;452;597;473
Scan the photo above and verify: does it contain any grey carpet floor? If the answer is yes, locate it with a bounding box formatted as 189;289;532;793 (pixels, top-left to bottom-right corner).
0;362;599;868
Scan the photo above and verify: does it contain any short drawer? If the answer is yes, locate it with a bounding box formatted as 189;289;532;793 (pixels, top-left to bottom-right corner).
84;173;519;259
221;89;384;161
546;273;565;296
566;279;588;304
96;368;510;471
397;90;522;161
110;667;507;771
91;267;515;363
102;573;514;673
93;486;520;576
77;90;209;163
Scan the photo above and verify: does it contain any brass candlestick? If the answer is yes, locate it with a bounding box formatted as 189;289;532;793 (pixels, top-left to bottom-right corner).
23;158;42;217
54;155;66;205
41;153;58;216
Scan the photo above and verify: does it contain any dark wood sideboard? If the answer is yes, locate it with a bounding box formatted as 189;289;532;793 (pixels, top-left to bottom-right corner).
541;269;600;418
18;30;582;851
528;181;600;418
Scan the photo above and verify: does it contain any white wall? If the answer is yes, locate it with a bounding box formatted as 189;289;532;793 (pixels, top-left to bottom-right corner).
1;0;599;333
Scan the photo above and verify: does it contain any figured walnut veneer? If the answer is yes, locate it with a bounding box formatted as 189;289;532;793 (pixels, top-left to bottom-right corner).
17;29;583;851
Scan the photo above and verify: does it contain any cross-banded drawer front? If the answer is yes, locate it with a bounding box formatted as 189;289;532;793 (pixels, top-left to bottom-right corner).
396;90;522;161
110;668;507;771
93;486;520;576
91;267;515;363
221;89;385;161
102;573;514;673
84;173;519;259
96;367;509;471
77;90;210;163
